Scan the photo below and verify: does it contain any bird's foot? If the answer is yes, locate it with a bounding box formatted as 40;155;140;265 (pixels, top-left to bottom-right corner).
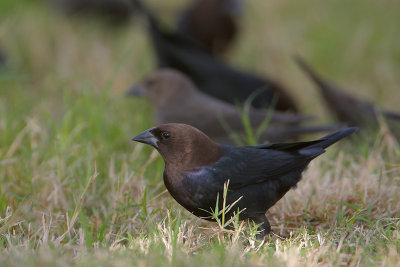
249;214;271;240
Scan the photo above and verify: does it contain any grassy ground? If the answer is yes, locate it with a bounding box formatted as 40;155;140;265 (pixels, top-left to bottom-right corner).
0;0;399;266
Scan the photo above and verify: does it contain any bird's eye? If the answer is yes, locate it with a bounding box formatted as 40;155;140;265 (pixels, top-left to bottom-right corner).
161;131;171;139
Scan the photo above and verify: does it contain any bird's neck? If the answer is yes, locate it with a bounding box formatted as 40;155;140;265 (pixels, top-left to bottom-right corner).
163;140;223;171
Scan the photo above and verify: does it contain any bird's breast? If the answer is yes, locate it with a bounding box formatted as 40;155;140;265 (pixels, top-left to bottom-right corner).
163;166;218;216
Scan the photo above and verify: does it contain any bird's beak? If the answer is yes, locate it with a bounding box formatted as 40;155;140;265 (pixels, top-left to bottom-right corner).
126;84;146;97
132;128;158;148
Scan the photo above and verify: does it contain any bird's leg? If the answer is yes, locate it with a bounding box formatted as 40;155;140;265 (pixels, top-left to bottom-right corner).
249;214;271;239
224;223;234;231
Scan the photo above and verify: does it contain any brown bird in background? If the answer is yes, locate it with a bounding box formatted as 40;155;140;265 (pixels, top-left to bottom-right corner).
128;69;342;144
296;56;400;140
132;123;358;238
177;0;242;55
50;0;134;25
130;0;298;112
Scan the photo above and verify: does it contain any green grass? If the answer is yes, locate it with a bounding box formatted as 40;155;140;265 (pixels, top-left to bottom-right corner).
0;0;399;266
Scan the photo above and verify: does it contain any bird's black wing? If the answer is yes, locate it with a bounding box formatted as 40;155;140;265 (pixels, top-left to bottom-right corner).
208;127;358;189
206;145;322;190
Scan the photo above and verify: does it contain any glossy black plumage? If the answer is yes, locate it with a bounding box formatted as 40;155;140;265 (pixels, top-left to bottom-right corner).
296;56;400;140
132;123;358;238
130;0;298;111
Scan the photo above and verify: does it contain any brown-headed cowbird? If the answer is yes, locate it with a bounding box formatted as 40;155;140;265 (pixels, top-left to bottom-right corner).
131;0;297;112
51;0;134;25
296;57;400;140
132;123;358;238
128;69;341;144
177;0;242;55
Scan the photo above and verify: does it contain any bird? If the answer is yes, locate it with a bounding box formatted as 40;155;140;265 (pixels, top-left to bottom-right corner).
295;56;400;140
177;0;242;55
50;0;134;25
0;48;6;67
128;69;342;144
130;0;298;112
132;123;358;239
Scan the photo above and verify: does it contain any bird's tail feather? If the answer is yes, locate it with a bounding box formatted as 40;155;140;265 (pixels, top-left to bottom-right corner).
130;0;174;67
255;127;358;152
130;0;205;63
131;0;161;31
306;127;359;150
381;109;400;121
294;55;334;92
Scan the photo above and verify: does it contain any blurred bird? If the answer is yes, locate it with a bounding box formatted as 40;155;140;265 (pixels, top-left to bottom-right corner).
177;0;242;55
128;69;342;144
0;48;6;67
51;0;134;25
130;0;298;112
132;123;358;238
296;56;400;139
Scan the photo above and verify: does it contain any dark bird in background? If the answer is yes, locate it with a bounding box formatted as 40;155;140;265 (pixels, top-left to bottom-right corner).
0;48;6;67
50;0;134;25
296;57;400;140
130;0;298;112
132;123;358;238
128;69;342;144
177;0;242;55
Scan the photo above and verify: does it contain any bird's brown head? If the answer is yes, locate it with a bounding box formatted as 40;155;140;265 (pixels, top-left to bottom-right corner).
132;123;222;169
127;69;196;109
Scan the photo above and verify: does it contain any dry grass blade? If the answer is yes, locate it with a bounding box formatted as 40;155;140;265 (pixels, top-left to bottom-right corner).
55;165;99;245
0;196;31;236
